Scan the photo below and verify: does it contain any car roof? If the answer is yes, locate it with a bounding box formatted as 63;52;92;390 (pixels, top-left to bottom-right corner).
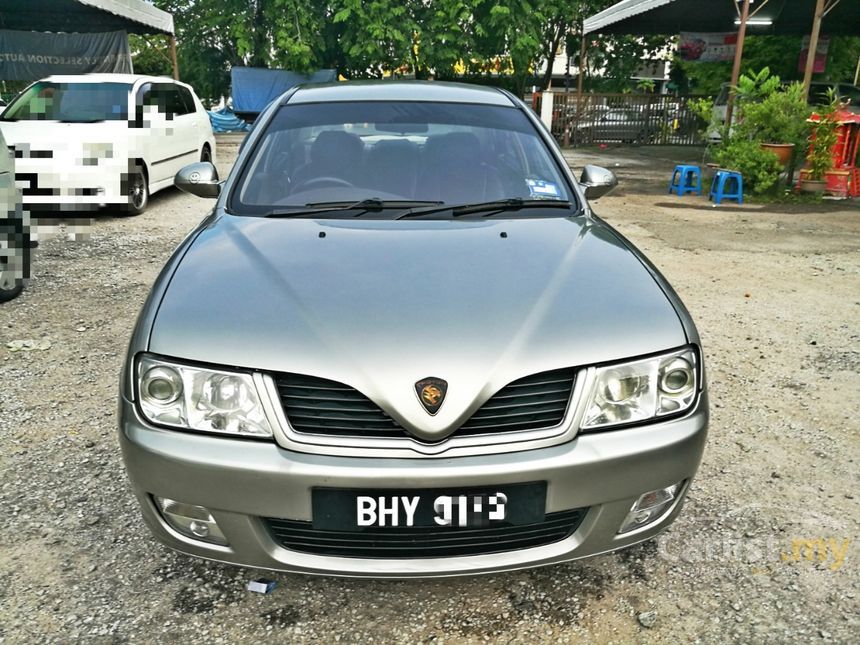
40;73;183;86
286;81;516;107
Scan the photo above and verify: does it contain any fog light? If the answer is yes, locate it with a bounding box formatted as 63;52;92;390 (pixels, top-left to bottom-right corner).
618;482;683;534
154;496;228;545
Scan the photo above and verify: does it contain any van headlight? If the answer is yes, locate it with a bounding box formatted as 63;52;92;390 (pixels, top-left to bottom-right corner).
136;355;272;437
581;348;698;430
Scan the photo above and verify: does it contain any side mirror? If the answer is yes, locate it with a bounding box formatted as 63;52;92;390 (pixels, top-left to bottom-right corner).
579;164;618;200
175;162;221;198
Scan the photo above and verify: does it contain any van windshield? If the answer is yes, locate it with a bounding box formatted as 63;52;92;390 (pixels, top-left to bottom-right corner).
1;82;131;122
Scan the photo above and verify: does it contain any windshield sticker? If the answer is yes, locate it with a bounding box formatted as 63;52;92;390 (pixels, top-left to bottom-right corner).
527;179;560;199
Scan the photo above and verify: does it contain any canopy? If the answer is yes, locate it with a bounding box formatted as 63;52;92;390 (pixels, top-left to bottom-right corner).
584;0;858;36
0;0;173;36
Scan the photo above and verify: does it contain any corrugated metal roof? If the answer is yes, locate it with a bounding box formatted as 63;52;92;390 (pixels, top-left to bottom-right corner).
0;0;173;35
78;0;173;35
584;0;675;35
583;0;859;36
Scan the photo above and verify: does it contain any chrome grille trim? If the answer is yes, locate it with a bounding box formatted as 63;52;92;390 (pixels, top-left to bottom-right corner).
273;368;574;439
260;367;594;458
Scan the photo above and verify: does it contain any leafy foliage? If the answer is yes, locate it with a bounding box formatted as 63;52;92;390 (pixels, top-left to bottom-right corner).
137;0;670;102
732;69;811;171
806;90;842;181
712;138;783;195
702;68;812;195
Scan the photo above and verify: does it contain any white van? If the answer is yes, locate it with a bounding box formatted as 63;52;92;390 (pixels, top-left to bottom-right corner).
0;74;215;215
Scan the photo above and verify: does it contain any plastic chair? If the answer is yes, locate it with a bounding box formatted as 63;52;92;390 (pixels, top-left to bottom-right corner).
709;170;743;205
668;164;702;196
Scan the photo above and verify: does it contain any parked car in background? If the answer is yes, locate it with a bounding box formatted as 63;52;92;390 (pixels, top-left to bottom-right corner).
119;81;708;578
807;82;860;112
0;126;28;302
0;74;215;215
573;107;661;144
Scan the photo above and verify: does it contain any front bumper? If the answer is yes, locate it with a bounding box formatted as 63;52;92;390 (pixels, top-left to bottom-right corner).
118;393;708;578
15;157;127;208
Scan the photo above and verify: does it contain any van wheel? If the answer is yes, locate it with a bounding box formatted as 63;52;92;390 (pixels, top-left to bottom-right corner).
122;164;149;216
201;145;212;163
0;235;24;302
0;266;24;302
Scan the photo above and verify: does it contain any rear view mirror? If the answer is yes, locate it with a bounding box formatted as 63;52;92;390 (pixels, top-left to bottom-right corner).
579;165;618;200
175;162;221;198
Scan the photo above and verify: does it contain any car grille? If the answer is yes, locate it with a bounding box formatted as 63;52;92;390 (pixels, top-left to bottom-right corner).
273;368;575;441
263;508;587;558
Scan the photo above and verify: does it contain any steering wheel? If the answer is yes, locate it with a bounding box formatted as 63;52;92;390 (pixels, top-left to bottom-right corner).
291;176;354;192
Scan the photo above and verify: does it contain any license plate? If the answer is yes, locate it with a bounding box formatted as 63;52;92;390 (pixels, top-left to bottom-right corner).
312;482;546;531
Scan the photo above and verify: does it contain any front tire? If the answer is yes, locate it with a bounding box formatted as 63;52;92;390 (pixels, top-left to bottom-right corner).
200;145;212;163
122;163;149;216
0;222;27;302
0;269;24;301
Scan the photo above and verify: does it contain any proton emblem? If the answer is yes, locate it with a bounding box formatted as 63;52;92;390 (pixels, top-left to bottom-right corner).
415;377;447;415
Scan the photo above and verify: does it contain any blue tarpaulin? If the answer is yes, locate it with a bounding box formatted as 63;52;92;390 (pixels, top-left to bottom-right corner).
207;107;250;132
231;66;337;115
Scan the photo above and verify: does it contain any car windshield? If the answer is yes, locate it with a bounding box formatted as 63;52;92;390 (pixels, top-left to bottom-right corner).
231;100;574;216
1;82;131;122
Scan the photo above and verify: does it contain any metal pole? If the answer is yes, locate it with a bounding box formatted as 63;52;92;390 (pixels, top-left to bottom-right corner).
724;0;750;131
802;0;826;100
169;35;179;80
853;53;860;87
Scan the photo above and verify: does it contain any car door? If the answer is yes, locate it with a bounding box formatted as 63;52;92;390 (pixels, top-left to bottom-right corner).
141;83;198;183
165;84;202;173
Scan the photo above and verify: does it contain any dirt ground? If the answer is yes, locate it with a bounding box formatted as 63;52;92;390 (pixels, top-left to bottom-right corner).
0;140;857;643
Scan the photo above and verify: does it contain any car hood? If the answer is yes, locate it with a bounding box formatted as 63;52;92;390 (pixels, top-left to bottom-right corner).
149;214;686;440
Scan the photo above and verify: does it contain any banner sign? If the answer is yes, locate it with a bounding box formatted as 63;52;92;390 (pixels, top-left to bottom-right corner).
0;30;132;81
799;35;830;74
679;32;738;63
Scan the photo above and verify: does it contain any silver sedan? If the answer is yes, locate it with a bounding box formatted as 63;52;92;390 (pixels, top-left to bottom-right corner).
118;81;708;578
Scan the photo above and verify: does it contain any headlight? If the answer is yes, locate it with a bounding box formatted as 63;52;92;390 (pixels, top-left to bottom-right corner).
81;142;113;166
582;348;698;430
136;355;273;437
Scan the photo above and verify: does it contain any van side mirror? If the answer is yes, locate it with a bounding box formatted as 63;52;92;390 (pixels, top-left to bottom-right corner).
175;162;221;198
579;165;618;200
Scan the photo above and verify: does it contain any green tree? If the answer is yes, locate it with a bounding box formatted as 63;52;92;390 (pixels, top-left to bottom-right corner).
332;0;417;77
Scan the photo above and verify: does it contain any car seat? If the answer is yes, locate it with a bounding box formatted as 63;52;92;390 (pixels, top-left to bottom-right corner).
416;132;505;203
290;130;365;190
365;140;420;198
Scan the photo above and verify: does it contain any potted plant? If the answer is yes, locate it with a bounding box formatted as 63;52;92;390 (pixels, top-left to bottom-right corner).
800;91;841;193
735;69;811;166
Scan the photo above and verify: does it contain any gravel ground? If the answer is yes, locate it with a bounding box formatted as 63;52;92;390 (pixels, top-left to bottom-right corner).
1;140;858;643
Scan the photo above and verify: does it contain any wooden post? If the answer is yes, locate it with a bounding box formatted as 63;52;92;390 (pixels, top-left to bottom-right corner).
574;21;586;146
169;35;179;80
577;22;586;100
724;0;750;131
802;0;826;100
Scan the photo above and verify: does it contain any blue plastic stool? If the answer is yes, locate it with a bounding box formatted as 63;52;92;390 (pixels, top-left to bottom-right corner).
668;164;702;196
709;170;743;205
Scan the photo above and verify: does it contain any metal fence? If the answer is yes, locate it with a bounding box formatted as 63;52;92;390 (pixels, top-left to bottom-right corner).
538;92;710;147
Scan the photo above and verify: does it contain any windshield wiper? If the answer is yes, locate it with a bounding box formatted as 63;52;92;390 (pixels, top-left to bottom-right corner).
396;198;580;220
263;198;442;218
